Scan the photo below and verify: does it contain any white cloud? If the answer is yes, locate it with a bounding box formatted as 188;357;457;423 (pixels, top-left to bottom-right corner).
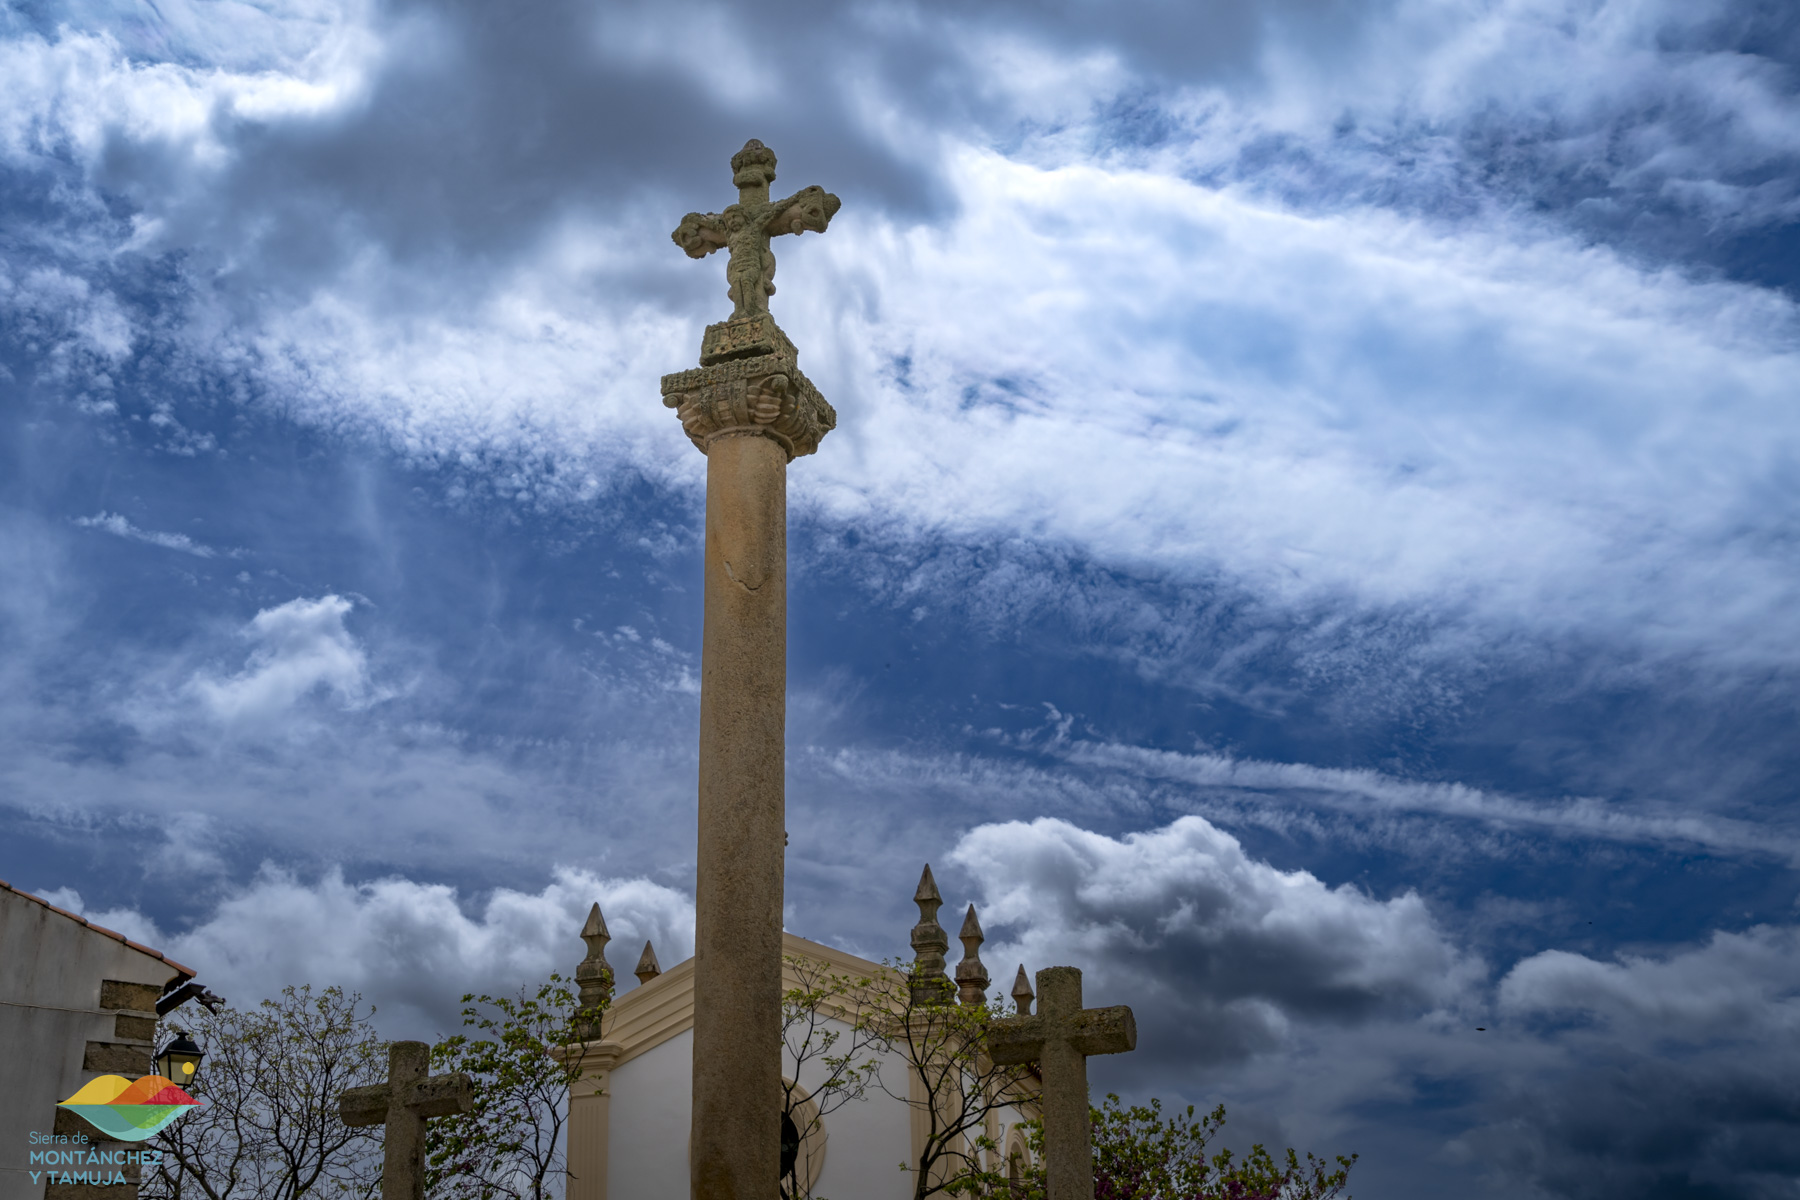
0;14;380;171
1499;924;1800;1042
59;865;695;1038
6;0;1797;690
1060;739;1792;862
187;595;380;723
152;142;1797;688
0;266;134;365
948;815;1474;1060
74;511;217;558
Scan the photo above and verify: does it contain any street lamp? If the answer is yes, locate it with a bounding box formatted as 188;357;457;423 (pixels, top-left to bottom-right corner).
155;1030;204;1091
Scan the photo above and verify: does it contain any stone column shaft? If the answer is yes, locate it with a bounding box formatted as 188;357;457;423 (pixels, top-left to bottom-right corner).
691;429;789;1200
384;1043;428;1200
1041;1039;1090;1200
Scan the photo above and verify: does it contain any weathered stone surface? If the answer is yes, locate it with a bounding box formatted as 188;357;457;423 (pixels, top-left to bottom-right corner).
338;1041;473;1200
670;139;840;322
111;1013;157;1041
908;865;953;1006
661;321;836;460
98;980;161;1013
700;313;794;365
988;967;1137;1200
574;903;614;1041
634;940;662;985
673;141;846;1200
1011;964;1035;1016
668;139;841;1200
82;1042;150;1075
690;428;789;1200
955;904;990;1007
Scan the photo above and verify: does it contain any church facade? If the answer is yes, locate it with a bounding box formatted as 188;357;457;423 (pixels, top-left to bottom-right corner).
560;930;1040;1199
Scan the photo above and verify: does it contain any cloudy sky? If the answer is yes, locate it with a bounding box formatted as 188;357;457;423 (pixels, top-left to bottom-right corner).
4;0;1799;1194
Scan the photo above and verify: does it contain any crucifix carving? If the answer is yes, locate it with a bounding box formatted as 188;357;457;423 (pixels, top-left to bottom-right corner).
988;967;1137;1200
672;139;841;320
339;1041;474;1200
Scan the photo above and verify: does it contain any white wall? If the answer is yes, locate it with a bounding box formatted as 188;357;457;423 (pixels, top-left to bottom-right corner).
0;888;184;1200
801;1034;914;1200
606;1028;694;1199
604;1011;1032;1199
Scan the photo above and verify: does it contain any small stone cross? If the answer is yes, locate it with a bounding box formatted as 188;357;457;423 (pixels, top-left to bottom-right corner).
339;1041;474;1200
988;967;1136;1200
671;139;841;321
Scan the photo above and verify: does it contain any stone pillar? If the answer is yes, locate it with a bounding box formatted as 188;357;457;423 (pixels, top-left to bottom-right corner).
691;428;788;1200
1038;1010;1089;1200
560;1041;623;1200
664;322;835;1200
379;1043;429;1200
664;137;841;1200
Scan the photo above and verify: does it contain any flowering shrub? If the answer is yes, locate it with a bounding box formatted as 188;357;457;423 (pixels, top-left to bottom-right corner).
993;1094;1355;1200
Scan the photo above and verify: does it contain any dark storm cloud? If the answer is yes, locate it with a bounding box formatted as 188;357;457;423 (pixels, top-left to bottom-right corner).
1466;926;1800;1197
950;815;1472;1062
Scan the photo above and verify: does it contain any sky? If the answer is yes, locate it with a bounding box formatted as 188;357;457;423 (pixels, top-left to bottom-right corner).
2;0;1799;1194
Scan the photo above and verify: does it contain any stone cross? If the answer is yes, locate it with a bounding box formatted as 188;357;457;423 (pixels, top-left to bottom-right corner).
662;140;841;1200
988;967;1137;1200
673;139;841;321
339;1041;474;1200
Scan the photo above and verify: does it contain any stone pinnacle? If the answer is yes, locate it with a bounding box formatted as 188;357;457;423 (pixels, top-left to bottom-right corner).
1011;963;1034;1016
575;902;614;1031
635;939;662;985
909;864;952;1005
956;904;991;1006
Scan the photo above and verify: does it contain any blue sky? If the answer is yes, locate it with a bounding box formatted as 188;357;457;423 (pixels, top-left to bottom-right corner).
4;0;1800;1194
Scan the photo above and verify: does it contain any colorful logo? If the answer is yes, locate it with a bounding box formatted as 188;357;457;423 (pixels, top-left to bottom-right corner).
57;1076;202;1141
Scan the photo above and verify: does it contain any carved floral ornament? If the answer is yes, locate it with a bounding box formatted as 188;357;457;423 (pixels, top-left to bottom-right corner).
661;318;837;459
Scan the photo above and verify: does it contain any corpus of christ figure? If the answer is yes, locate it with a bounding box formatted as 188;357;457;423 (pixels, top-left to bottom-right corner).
672;139;841;320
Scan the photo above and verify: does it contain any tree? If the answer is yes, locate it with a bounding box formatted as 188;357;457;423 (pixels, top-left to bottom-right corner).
990;1094;1357;1200
144;985;387;1200
779;955;887;1199
847;968;1039;1200
425;972;604;1200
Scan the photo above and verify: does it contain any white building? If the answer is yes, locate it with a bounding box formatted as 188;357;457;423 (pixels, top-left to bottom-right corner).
561;930;1040;1200
0;878;210;1200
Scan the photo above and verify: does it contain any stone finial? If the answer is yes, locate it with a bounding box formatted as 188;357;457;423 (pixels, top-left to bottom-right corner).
1011;963;1034;1016
909;864;953;1005
635;940;662;985
574;903;614;1037
956;904;991;1007
731;138;777;184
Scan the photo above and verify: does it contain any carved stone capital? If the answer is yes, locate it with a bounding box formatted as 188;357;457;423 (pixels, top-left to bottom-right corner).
661;316;836;459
